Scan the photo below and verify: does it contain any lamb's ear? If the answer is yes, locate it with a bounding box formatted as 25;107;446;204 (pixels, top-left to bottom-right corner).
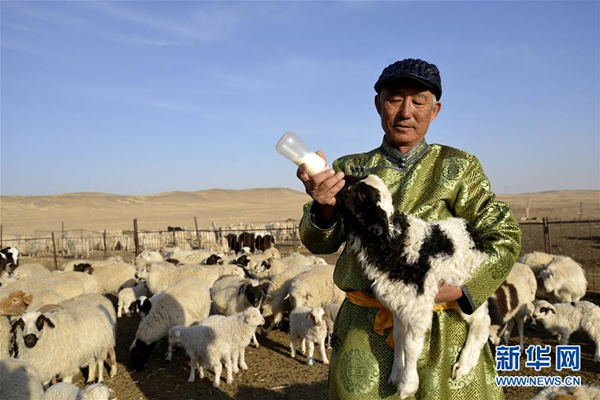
306;312;313;321
548;305;556;314
238;284;248;296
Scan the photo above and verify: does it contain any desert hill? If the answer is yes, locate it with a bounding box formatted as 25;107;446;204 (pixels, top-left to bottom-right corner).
1;188;599;236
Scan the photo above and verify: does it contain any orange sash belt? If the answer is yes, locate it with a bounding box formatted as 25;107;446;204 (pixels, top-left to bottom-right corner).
345;291;458;348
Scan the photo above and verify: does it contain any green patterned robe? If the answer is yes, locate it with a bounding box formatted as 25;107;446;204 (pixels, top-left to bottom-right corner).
299;138;522;400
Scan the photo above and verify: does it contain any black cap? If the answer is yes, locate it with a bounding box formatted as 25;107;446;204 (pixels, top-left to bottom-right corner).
374;58;442;100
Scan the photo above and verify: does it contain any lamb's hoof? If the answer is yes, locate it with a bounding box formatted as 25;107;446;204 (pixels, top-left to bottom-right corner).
110;370;117;378
188;377;195;383
306;357;316;366
397;381;418;399
240;364;248;370
227;378;233;384
212;381;220;388
451;363;468;380
165;354;172;362
388;374;399;386
324;359;330;365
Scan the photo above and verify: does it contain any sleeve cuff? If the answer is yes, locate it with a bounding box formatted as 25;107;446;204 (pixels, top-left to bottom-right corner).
309;202;339;231
457;284;476;315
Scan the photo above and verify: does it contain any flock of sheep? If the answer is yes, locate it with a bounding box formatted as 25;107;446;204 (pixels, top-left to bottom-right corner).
0;242;598;400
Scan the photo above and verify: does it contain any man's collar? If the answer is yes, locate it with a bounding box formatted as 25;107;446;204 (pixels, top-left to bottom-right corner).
380;136;429;168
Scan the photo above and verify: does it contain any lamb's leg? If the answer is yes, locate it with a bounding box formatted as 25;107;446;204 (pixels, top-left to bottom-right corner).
389;315;407;386
108;348;117;377
290;335;297;358
306;341;316;366
224;356;233;384
239;347;248;370
300;338;306;355
319;338;329;365
501;319;515;344
452;306;490;380
165;344;174;362
559;330;570;345
397;307;432;400
212;362;223;387
188;355;197;382
231;349;240;373
117;301;123;318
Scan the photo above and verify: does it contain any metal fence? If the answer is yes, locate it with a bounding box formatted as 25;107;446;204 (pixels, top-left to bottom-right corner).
2;218;598;302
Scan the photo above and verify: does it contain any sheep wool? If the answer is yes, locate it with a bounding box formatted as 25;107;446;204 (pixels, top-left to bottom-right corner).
288;265;345;309
43;382;115;400
289;306;329;366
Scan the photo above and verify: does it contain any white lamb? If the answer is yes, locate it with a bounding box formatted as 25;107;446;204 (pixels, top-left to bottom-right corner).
117;279;149;318
488;262;537;348
43;382;115;400
533;300;600;362
337;174;491;399
289;306;329;366
538;256;587;303
518;251;556;275
288;265;345;309
0;358;44;400
168;307;265;387
11;297;116;385
130;277;211;371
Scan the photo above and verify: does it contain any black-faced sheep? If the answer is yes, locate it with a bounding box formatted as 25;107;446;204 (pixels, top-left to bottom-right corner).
337;174;490;399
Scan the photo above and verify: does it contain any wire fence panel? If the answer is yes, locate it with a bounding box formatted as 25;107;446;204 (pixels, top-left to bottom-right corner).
2;219;598;302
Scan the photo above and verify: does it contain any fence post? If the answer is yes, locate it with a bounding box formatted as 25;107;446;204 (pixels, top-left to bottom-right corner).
103;230;107;259
51;233;58;271
0;224;2;248
61;222;65;253
194;217;202;249
133;219;140;258
292;223;298;251
80;230;85;258
542;217;552;254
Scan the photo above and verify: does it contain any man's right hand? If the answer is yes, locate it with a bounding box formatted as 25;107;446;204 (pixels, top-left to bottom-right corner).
296;151;345;220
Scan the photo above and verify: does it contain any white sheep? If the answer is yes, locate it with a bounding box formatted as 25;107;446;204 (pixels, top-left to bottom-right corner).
538;256;587;303
0;275;85;302
135;250;164;268
43;382;115;400
169;307;265;387
279;253;327;267
117;279;149;318
130;277;211;371
11;263;52;280
255;258;290;279
260;265;313;335
87;262;137;295
262;247;280;259
51;271;100;294
323;302;341;348
289;306;329;366
288;265;345;309
488;262;537;348
61;256;124;272
528;384;600;400
337;174;491;399
0;358;44;400
11;297;116;385
518;251;556;275
136;263;244;295
533;300;600;362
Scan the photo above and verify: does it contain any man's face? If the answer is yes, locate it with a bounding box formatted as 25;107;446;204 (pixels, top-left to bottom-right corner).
375;80;441;153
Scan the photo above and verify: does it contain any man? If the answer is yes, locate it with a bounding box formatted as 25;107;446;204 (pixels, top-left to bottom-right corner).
297;58;521;399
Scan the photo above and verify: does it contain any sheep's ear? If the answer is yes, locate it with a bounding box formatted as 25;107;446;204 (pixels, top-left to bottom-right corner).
10;318;24;334
548;306;556;314
323;312;328;319
238;284;248;296
44;316;55;328
306;312;313;321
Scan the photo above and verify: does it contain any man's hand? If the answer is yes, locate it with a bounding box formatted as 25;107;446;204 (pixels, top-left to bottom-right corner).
296;151;345;220
434;281;463;303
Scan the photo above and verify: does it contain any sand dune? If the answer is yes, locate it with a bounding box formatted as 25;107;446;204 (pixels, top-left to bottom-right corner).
1;188;599;236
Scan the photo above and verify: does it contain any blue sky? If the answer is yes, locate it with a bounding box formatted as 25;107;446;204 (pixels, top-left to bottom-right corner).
1;1;598;196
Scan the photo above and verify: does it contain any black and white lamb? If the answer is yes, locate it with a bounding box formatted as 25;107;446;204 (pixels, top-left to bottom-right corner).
337;174;490;399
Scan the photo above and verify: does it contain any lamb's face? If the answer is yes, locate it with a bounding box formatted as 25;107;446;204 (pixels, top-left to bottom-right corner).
308;307;327;327
533;300;556;324
539;269;557;291
11;311;55;349
337;174;394;239
243;307;265;327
